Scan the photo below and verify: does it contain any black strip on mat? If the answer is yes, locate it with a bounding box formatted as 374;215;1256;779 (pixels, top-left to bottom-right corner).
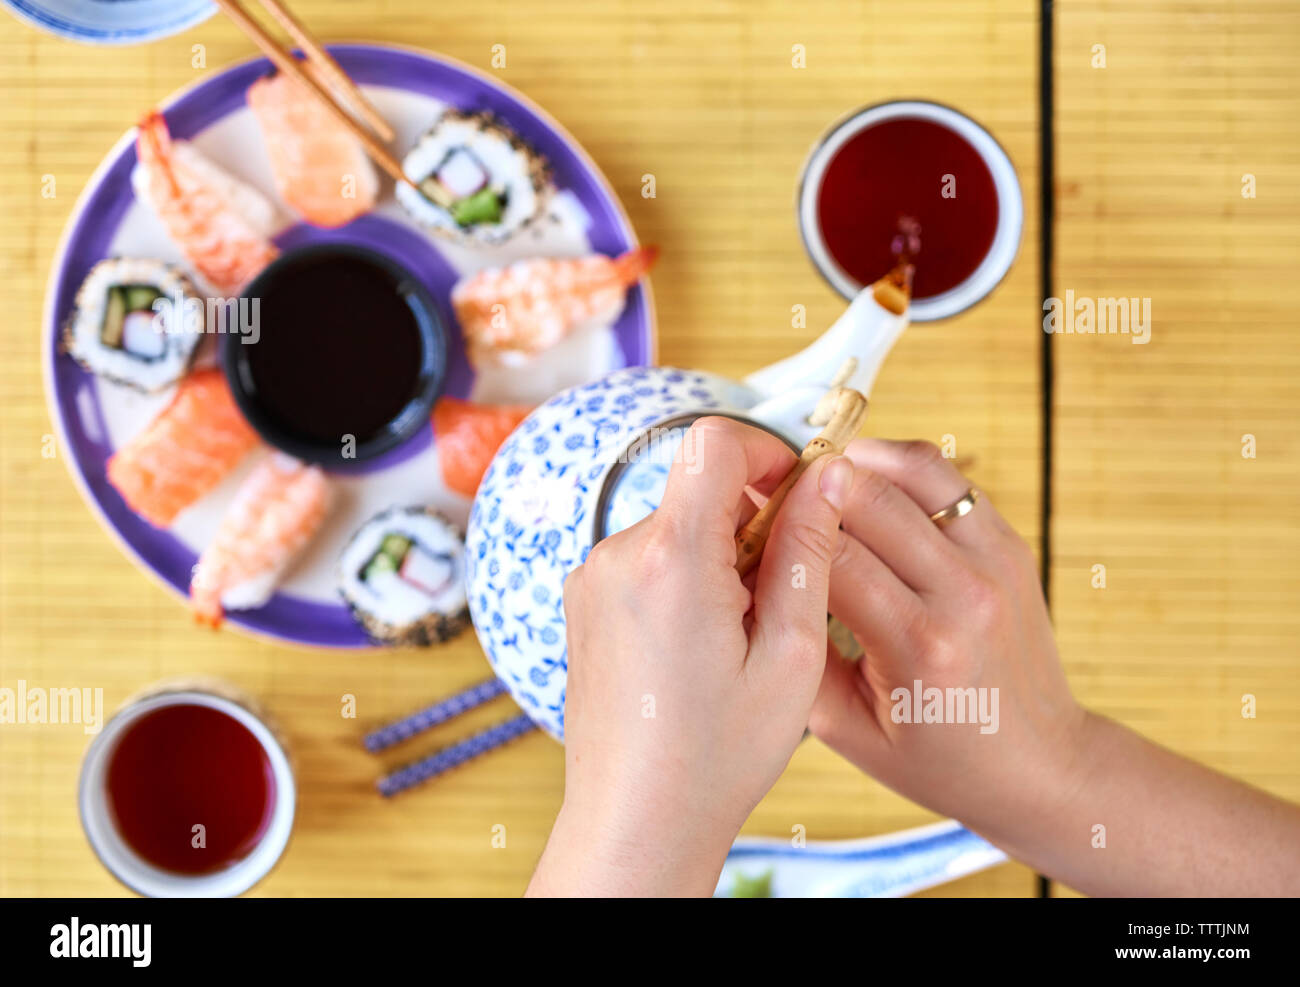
1037;0;1056;901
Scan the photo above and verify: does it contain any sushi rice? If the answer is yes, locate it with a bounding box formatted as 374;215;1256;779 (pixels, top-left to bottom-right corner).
396;109;551;246
62;257;204;393
338;506;470;646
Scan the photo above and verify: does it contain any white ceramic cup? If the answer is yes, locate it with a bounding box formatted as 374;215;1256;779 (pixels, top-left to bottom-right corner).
797;100;1024;321
79;684;295;897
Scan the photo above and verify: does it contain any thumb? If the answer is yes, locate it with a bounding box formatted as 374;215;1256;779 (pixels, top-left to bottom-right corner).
747;454;854;670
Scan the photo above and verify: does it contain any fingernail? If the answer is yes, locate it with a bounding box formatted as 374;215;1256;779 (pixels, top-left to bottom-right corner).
819;456;853;510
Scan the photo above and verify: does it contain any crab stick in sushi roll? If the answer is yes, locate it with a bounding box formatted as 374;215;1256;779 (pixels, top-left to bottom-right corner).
396;109;551;246
337;506;469;646
62;258;204;393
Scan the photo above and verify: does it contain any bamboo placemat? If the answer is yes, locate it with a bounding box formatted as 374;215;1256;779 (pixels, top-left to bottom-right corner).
0;0;1042;897
1051;0;1300;894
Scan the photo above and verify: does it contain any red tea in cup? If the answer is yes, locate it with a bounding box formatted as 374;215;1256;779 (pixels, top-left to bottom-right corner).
816;117;999;300
80;684;295;897
798;101;1023;321
105;703;276;875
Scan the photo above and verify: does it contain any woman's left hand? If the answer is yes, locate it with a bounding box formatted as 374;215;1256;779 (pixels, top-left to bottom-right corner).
527;416;853;896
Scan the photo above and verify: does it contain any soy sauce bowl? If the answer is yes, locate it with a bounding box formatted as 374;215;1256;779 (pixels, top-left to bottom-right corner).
223;243;446;467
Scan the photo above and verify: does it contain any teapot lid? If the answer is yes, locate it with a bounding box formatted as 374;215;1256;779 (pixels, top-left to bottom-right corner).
594;412;798;541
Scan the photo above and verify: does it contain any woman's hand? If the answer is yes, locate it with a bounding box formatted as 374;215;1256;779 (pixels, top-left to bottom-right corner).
527;417;854;896
812;438;1300;896
809;438;1087;843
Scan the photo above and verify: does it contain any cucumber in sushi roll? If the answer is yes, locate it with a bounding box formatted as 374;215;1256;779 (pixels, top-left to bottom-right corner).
338;506;470;646
62;257;203;393
396;109;551;246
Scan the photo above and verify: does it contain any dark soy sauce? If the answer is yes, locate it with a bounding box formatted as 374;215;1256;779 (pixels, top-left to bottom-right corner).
245;252;423;445
106;704;275;875
816;117;999;299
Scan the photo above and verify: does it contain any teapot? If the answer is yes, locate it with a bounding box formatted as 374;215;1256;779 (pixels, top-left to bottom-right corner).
464;264;911;740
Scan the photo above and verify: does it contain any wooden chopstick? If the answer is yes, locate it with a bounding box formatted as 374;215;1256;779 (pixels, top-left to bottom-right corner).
257;0;395;142
213;0;413;190
734;388;870;578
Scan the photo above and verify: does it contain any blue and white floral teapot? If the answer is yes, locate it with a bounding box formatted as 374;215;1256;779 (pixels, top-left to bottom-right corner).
465;268;911;740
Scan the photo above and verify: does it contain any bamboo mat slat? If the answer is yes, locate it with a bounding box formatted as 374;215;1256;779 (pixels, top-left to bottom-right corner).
1051;0;1300;896
0;0;1041;897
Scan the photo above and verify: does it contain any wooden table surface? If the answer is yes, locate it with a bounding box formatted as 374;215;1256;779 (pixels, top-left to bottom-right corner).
0;0;1295;897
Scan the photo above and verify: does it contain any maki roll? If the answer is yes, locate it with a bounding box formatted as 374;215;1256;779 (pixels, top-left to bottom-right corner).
339;506;469;646
63;257;203;393
396;109;551;246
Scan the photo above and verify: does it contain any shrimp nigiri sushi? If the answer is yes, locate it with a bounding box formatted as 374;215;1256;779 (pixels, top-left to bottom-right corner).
247;70;378;228
132;111;280;295
106;369;260;528
190;455;332;627
451;247;657;367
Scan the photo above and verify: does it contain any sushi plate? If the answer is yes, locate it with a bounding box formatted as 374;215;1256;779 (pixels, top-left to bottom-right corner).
43;42;655;648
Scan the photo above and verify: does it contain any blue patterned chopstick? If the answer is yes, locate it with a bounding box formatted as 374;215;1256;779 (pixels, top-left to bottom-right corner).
364;677;508;752
376;713;538;797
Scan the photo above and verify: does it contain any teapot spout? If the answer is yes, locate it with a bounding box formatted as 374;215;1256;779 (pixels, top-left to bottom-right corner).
745;260;912;444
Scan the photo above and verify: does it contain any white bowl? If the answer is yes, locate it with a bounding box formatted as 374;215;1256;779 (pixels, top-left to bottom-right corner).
2;0;214;45
79;687;295;897
797;100;1023;322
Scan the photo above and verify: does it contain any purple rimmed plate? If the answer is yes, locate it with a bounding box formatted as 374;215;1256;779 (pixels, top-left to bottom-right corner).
43;43;655;648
